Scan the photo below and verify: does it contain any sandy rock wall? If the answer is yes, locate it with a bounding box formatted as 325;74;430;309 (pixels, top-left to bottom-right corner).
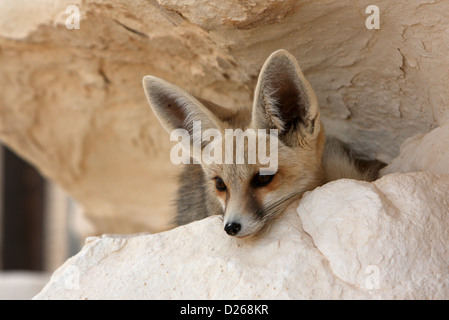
1;0;448;234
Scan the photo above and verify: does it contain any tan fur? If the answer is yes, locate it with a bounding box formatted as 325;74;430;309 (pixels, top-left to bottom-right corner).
143;49;383;238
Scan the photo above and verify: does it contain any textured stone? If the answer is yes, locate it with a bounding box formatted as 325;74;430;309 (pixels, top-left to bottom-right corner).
381;123;449;176
34;170;449;299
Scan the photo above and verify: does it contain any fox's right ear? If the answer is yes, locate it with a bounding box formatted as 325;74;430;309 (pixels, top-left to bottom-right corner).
143;76;221;134
252;50;320;146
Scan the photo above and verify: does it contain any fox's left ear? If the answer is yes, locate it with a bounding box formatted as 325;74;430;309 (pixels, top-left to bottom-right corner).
142;75;222;134
252;49;320;146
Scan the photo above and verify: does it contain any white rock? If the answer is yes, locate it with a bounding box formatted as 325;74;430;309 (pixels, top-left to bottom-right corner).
381;122;449;176
299;173;449;299
35;170;449;299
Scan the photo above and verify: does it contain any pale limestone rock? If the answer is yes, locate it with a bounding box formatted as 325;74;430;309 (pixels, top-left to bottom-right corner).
1;1;449;234
299;173;449;299
35;170;449;299
381;122;449;176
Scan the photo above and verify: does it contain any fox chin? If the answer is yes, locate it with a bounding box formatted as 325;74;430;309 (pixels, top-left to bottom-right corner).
143;49;384;238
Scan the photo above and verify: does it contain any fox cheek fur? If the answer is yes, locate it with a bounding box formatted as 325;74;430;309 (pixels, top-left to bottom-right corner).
143;49;384;238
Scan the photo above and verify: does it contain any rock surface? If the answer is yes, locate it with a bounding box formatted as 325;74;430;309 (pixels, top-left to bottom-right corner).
34;170;449;299
1;1;449;234
381;123;449;176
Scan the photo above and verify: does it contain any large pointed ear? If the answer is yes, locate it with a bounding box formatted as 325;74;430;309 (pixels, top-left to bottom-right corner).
142;75;222;134
252;49;320;146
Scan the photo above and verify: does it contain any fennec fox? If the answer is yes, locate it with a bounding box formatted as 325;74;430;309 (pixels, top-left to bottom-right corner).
143;49;383;238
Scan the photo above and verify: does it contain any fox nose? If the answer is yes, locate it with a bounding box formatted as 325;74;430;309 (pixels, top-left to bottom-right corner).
224;222;241;236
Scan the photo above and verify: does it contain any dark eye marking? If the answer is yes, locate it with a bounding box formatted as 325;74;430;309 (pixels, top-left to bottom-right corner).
252;173;275;188
213;177;227;192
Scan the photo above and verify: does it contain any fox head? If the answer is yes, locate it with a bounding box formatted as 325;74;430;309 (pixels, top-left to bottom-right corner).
143;49;325;238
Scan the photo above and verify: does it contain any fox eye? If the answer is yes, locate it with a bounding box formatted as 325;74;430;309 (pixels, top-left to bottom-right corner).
214;177;227;192
253;173;275;188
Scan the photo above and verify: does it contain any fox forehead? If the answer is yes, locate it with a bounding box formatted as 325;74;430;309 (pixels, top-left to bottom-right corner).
200;130;289;174
205;135;299;166
203;162;259;183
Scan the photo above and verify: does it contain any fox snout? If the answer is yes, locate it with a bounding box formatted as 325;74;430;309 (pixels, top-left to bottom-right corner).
223;218;257;238
223;211;250;237
224;222;241;236
222;210;264;238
